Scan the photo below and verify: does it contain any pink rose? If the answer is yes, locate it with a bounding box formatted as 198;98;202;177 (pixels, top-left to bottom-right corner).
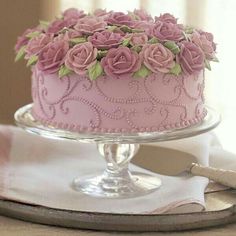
101;47;141;78
152;21;183;42
129;33;148;46
93;9;113;19
177;41;204;75
65;42;97;75
47;19;72;34
66;29;83;39
155;13;178;24
107;12;134;27
25;33;53;58
37;40;69;74
133;9;153;21
133;21;154;37
63;8;86;20
15;28;36;52
140;44;175;73
192;31;216;60
88;31;122;50
74;16;107;35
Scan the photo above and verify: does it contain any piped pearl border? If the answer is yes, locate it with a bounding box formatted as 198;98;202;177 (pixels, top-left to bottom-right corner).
31;108;207;134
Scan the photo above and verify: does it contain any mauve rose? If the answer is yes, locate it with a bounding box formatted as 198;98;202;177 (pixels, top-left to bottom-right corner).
66;29;83;39
192;31;216;60
101;46;141;78
129;33;148;46
15;28;36;52
47;19;72;34
107;12;134;27
25;33;53;58
155;13;177;24
65;42;97;75
37;40;69;74
133;21;155;37
88;31;122;50
177;41;204;75
152;21;183;42
133;9;153;21
63;8;86;20
140;43;175;73
94;9;113;19
74;16;107;35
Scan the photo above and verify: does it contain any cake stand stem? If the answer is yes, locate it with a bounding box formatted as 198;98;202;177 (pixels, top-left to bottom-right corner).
72;143;162;198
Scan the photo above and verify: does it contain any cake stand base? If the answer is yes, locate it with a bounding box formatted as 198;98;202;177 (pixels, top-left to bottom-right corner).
72;171;161;198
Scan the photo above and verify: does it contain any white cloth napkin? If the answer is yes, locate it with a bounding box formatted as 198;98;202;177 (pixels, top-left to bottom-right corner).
0;125;235;214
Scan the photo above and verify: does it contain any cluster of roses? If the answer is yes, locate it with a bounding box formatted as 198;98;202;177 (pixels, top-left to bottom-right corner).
15;8;218;80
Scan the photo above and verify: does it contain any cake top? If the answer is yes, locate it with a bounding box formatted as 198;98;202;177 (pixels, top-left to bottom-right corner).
15;8;218;80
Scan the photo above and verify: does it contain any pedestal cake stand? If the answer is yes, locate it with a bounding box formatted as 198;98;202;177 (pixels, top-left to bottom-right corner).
15;104;221;198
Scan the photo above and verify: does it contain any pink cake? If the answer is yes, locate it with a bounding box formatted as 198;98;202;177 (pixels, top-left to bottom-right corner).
15;8;218;133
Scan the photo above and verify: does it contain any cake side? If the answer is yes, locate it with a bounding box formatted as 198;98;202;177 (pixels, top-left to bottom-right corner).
31;68;207;133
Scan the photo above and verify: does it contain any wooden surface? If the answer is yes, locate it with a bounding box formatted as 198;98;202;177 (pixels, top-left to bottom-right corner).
0;215;235;236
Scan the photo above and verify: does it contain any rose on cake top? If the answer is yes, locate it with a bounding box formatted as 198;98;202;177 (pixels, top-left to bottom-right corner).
15;8;218;80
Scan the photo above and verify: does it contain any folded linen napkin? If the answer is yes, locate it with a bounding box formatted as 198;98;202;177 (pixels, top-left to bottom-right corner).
0;125;235;214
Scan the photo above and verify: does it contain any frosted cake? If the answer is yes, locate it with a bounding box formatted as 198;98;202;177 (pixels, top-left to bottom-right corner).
15;9;218;133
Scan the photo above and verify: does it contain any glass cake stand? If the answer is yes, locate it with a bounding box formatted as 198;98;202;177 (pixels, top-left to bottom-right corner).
15;104;221;198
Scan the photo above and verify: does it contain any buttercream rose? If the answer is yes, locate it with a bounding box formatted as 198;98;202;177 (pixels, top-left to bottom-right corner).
63;8;86;20
129;33;148;46
37;40;69;74
140;43;175;73
101;46;141;78
107;12;134;27
15;28;37;52
74;16;107;35
155;13;177;24
133;9;153;21
65;42;97;75
94;9;113;19
88;31;122;49
25;33;53;58
47;19;72;34
152;21;183;42
133;21;155;37
192;31;216;60
177;41;204;75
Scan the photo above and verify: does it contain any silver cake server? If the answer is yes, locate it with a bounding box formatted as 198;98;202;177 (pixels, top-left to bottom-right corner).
132;145;236;188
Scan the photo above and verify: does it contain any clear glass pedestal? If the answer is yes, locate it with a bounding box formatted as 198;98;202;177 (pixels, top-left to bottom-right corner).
15;104;220;198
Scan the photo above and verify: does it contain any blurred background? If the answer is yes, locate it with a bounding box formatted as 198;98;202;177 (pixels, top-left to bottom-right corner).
1;0;236;152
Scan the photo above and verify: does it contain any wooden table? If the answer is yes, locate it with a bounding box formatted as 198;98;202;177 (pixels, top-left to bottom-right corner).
0;215;235;236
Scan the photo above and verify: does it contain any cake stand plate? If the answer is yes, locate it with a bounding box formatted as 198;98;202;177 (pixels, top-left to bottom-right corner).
14;104;221;199
0;190;235;232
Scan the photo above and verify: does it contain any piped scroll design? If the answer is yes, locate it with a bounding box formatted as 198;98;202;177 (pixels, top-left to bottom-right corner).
33;69;205;131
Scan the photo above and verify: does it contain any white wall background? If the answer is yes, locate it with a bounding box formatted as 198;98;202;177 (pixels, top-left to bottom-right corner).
60;0;236;153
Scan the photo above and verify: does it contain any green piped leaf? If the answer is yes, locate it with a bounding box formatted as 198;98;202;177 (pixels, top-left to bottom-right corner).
88;61;103;80
39;20;49;28
211;56;219;62
97;50;108;59
59;65;72;78
205;60;211;71
184;26;194;34
26;55;38;67
122;37;131;46
107;25;118;32
131;45;142;53
148;37;159;44
69;37;87;45
169;63;182;76
132;28;144;33
120;25;133;33
164;41;180;54
26;31;41;39
15;46;26;62
133;64;151;79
